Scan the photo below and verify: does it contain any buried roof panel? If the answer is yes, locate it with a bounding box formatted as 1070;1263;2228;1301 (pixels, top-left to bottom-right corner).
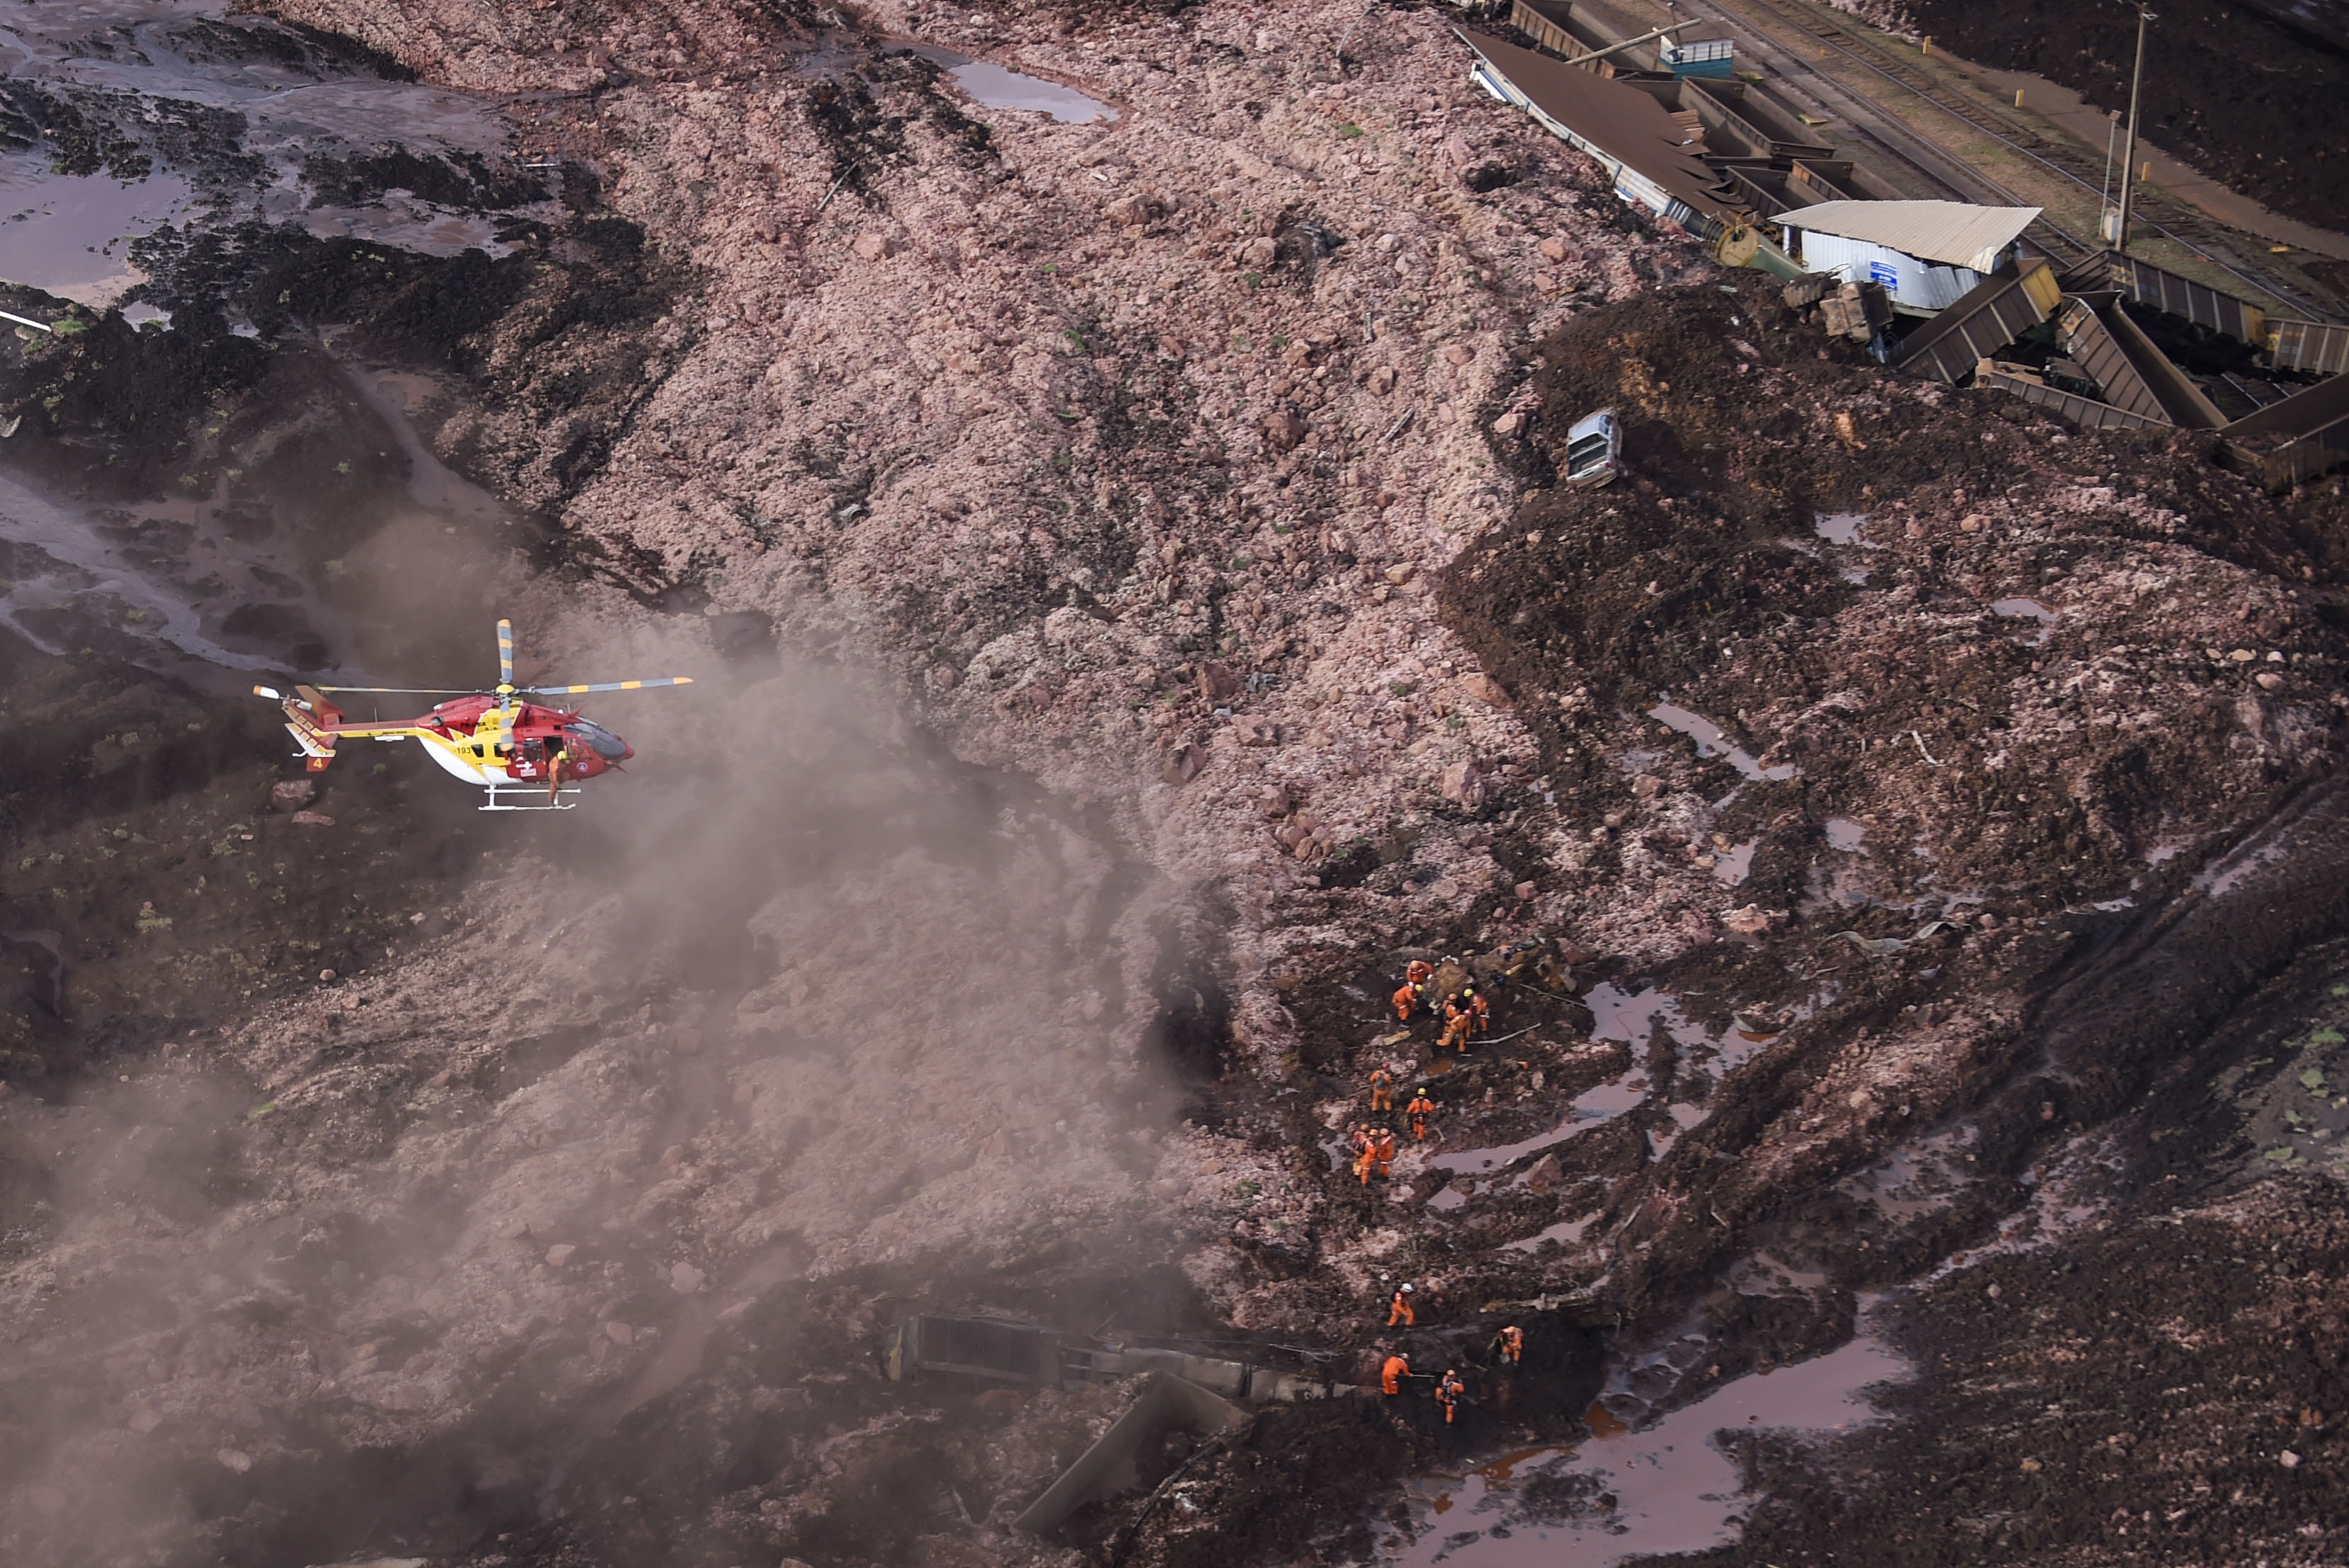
1456;28;1748;221
1781;200;2043;272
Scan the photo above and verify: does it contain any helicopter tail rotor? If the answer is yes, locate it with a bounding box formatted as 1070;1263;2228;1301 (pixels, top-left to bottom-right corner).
272;685;345;774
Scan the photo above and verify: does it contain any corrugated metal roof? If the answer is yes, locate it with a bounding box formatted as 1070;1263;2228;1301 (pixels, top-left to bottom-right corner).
1781;200;2041;273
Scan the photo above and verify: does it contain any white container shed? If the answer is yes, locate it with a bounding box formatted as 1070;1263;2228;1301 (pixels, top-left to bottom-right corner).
1781;201;2042;313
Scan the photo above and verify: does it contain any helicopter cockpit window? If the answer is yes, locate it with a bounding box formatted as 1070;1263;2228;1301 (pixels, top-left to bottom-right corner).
566;719;629;760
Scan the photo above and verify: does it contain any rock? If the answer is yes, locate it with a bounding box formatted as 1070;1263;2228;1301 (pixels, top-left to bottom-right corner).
2019;1457;2043;1473
1631;774;1663;799
851;230;895;261
1197;661;1243;702
2258;671;2285;691
1366;364;1396;395
544;1243;578;1267
290;811;335;827
1443;343;1474;366
1103;192;1158;227
1461;672;1512;709
1258;784;1292;818
216;1448;251;1473
1440;760;1483;807
1162;742;1203;784
670;1261;707;1294
927;663;960;691
1538;236;1572;262
1722;905;1777;935
270;779;316;811
605;1320;634;1346
1515;881;1538;901
1524;1153;1563;1192
1265;407;1307;450
1384;563;1415;586
1234;236;1277;269
127;1407;161;1434
2283;1448;2302;1468
318;968;337;982
1492;409;1528;438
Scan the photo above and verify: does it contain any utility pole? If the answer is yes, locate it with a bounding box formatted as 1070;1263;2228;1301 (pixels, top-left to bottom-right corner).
2113;4;2152;254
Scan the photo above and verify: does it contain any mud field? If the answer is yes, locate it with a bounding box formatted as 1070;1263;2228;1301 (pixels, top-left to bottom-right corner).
4;1;2349;1566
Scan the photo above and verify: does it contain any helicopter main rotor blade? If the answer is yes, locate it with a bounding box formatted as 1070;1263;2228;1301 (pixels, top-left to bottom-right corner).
313;685;484;696
519;676;695;695
497;618;516;691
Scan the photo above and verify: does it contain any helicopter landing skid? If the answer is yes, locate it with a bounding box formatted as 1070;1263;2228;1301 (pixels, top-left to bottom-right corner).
480;784;584;812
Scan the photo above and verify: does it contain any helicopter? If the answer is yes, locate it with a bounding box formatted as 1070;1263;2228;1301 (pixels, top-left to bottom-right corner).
255;619;692;811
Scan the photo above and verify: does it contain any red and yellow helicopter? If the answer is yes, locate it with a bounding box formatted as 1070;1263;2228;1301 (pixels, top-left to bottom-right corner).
255;619;692;811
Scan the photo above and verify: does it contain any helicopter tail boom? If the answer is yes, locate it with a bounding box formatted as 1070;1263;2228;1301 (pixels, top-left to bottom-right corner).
268;685;345;774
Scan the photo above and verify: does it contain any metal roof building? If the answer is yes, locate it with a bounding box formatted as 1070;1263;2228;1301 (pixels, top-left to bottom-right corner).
1782;200;2043;313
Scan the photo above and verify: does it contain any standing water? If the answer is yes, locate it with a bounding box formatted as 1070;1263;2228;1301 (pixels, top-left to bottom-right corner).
905;46;1117;122
1394;1319;1909;1564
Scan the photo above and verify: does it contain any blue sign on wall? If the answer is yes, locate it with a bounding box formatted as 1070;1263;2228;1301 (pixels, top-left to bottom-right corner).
1869;260;1898;293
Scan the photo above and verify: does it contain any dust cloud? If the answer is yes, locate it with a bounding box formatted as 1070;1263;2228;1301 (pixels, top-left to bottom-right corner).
0;606;1197;1565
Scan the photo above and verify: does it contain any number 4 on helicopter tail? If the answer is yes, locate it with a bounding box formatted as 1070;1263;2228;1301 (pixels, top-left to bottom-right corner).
253;619;692;811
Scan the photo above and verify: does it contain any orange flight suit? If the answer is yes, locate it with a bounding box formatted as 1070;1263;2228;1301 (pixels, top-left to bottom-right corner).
1405;959;1432;987
1372;1129;1397;1180
1407;1093;1434;1142
1439;1010;1472;1054
1351;1127;1375;1186
1497;1325;1524;1365
1391;982;1420;1023
1369;1067;1394;1113
1437;1371;1464;1424
1387;1287;1415;1328
1381;1354;1411;1395
1464;989;1490;1033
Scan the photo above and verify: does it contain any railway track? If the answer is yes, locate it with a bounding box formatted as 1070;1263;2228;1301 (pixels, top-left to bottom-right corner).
1710;0;2342;320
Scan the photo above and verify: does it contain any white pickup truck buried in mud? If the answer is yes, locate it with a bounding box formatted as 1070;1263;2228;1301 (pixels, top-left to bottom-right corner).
1563;407;1622;488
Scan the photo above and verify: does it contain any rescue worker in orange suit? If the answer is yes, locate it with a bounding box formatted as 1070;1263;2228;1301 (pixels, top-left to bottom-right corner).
1350;1125;1376;1186
1439;1001;1473;1055
545;740;569;804
1494;1324;1524;1366
1407;1089;1436;1142
1371;1126;1398;1180
1391;980;1422;1023
1369;1064;1395;1114
1387;1282;1416;1327
1405;958;1433;987
1461;982;1490;1035
1437;1369;1465;1424
1381;1351;1411;1396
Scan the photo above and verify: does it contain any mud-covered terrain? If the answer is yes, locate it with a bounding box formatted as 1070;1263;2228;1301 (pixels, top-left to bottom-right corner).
4;1;2349;1566
1834;0;2349;233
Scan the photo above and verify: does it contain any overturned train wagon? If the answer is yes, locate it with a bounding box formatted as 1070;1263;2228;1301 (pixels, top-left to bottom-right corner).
884;1315;1340;1403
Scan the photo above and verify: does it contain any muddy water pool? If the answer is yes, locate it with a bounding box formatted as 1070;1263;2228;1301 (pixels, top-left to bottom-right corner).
1647;702;1797;782
0;0;550;305
906;45;1117;122
1394;1317;1909;1564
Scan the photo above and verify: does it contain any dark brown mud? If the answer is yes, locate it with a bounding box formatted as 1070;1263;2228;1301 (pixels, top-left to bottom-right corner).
1889;0;2349;233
